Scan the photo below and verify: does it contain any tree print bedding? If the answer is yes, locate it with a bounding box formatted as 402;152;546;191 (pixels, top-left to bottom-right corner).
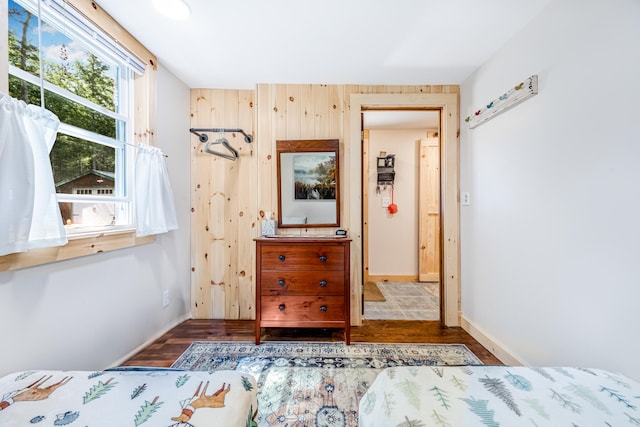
0;368;258;426
359;366;640;426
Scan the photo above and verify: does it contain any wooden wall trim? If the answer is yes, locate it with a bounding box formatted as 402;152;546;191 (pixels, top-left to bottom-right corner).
461;316;524;366
67;0;157;69
349;92;460;327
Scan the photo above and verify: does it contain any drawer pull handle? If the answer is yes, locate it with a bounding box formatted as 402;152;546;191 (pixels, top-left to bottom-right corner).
279;304;286;311
319;280;327;287
320;305;327;312
319;255;327;262
278;280;285;286
278;255;286;261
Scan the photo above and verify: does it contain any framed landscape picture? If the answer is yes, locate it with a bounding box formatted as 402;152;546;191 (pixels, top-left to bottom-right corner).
276;139;340;227
292;152;336;200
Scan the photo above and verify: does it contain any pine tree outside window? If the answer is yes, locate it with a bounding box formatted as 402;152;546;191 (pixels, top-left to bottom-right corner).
8;0;138;235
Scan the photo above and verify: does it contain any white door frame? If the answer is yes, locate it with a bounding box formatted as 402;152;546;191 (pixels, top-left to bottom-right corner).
349;93;460;327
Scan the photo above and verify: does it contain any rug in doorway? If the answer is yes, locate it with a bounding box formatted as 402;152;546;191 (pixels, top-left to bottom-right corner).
171;341;482;427
363;281;386;302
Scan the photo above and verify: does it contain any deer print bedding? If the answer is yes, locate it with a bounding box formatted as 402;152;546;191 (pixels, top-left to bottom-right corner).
359;365;640;426
0;368;257;426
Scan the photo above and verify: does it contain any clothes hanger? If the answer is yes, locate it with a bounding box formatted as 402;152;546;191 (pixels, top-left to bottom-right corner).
189;127;253;161
204;136;239;161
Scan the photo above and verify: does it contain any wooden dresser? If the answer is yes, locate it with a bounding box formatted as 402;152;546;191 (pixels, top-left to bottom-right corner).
254;236;351;344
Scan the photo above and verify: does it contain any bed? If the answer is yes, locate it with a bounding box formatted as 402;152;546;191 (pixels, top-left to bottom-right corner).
359;365;640;426
0;368;257;426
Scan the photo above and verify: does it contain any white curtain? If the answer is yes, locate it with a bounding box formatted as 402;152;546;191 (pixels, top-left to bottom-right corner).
0;93;67;256
135;144;178;237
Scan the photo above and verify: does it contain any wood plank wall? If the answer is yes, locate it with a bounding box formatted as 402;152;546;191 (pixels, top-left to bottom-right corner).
190;89;257;319
190;84;459;320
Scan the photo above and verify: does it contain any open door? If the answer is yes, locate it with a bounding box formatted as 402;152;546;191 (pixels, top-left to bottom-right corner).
418;135;440;282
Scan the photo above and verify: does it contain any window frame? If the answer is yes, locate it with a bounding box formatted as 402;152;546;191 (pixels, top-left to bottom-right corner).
9;0;135;233
0;0;158;271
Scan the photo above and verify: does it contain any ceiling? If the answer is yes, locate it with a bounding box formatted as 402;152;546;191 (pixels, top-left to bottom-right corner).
97;0;552;90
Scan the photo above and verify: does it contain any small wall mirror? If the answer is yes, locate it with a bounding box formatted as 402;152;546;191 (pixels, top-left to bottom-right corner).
277;139;340;228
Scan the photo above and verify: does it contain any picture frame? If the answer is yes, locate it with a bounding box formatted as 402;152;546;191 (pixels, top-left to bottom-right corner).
276;139;340;228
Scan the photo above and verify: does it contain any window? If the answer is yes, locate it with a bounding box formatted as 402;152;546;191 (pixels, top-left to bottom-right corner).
8;0;140;234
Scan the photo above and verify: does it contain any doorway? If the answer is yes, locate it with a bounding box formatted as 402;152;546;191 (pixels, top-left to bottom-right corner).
361;110;441;320
347;93;460;327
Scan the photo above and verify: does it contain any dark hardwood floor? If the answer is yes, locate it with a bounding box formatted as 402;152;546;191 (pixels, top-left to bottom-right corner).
122;319;502;366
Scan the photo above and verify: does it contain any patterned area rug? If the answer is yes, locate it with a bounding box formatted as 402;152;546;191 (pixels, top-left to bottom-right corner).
171;341;482;427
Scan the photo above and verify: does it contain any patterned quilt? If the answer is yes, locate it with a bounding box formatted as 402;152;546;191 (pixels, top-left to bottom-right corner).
359;366;640;426
0;368;258;427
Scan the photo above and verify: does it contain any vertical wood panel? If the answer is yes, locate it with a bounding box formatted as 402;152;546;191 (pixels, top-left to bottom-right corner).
274;85;288;142
362;130;370;282
256;84;272;220
209;89;227;319
300;84;314;137
223;90;240;318
441;95;461;326
134;67;157;146
328;85;343;139
313;85;330;138
286;85;302;139
237;90;257;319
191;88;255;319
191;89;212;318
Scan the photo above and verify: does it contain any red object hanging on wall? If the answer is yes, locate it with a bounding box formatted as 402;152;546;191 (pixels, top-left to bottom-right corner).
387;185;398;214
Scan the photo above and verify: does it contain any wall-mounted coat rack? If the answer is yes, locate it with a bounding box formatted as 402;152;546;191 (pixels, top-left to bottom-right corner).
465;75;538;129
189;128;254;161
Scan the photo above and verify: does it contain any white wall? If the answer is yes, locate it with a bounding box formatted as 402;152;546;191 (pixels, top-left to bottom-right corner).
460;0;640;380
367;129;424;276
0;65;191;376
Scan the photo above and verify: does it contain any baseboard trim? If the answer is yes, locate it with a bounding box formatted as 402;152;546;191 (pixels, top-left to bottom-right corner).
461;316;525;366
108;313;191;368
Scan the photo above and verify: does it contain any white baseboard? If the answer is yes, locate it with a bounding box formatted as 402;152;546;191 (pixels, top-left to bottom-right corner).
461;316;525;366
108;313;191;368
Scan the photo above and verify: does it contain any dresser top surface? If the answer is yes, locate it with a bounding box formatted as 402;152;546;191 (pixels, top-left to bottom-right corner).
255;236;351;243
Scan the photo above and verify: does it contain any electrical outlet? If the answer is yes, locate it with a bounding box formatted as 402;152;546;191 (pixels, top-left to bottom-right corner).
461;192;471;206
381;196;391;208
162;290;170;307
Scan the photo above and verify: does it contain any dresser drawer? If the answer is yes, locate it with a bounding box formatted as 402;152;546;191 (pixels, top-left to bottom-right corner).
261;271;344;296
260;245;345;271
260;296;345;322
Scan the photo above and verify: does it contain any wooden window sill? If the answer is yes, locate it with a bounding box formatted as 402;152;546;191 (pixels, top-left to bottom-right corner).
0;230;155;272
